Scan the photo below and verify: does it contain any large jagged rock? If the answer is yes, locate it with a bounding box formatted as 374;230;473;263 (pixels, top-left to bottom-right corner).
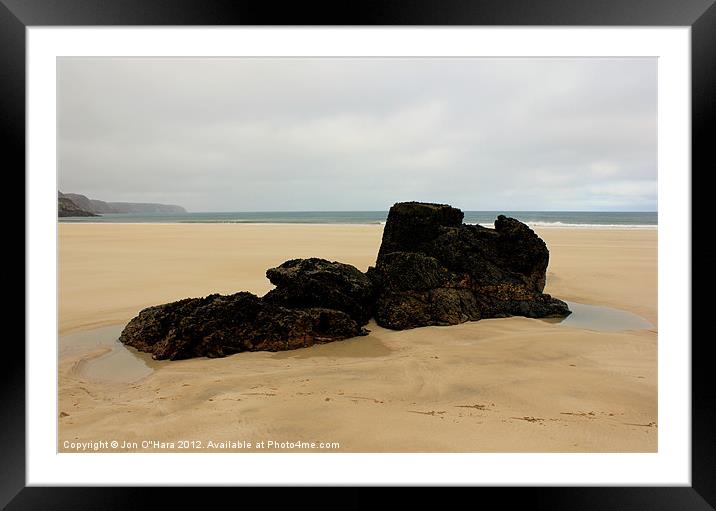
370;201;570;329
263;258;376;325
119;201;571;359
119;292;366;360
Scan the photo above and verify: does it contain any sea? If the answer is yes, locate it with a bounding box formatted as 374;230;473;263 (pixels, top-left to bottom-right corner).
59;211;657;229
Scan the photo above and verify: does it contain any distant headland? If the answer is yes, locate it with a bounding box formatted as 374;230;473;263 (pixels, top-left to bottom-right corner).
58;191;187;217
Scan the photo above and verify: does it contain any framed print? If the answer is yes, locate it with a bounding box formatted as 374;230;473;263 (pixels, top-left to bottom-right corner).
6;0;711;508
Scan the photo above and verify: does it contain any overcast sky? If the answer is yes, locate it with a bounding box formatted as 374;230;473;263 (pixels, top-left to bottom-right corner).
58;57;656;212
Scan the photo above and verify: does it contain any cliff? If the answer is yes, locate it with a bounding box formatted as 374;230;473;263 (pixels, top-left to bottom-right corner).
58;196;98;217
59;191;186;214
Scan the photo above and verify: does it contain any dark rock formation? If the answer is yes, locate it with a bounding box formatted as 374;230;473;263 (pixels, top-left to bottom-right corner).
58;195;98;217
119;201;570;359
60;191;186;214
264;258;376;325
370;202;570;329
119;292;366;360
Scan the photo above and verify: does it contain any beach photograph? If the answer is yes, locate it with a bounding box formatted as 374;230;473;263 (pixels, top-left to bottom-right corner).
57;57;657;453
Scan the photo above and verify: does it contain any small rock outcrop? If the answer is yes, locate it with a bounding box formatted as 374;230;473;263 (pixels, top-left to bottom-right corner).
370;202;570;329
119;292;366;360
119;201;570;359
264;258;376;325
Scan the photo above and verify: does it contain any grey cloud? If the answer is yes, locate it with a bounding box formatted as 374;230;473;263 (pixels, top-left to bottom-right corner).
58;57;656;212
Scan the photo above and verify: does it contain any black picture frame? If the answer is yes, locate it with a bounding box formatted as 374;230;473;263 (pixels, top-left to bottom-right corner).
6;0;709;508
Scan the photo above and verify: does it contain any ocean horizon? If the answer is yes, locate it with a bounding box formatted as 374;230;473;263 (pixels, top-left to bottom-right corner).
58;210;657;229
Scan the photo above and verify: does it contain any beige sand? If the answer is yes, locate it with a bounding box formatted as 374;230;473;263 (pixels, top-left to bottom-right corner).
58;224;657;452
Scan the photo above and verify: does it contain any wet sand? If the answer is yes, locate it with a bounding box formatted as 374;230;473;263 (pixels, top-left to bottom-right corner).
58;224;657;452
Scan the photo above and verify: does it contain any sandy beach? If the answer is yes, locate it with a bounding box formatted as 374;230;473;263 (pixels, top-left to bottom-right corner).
58;223;657;452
